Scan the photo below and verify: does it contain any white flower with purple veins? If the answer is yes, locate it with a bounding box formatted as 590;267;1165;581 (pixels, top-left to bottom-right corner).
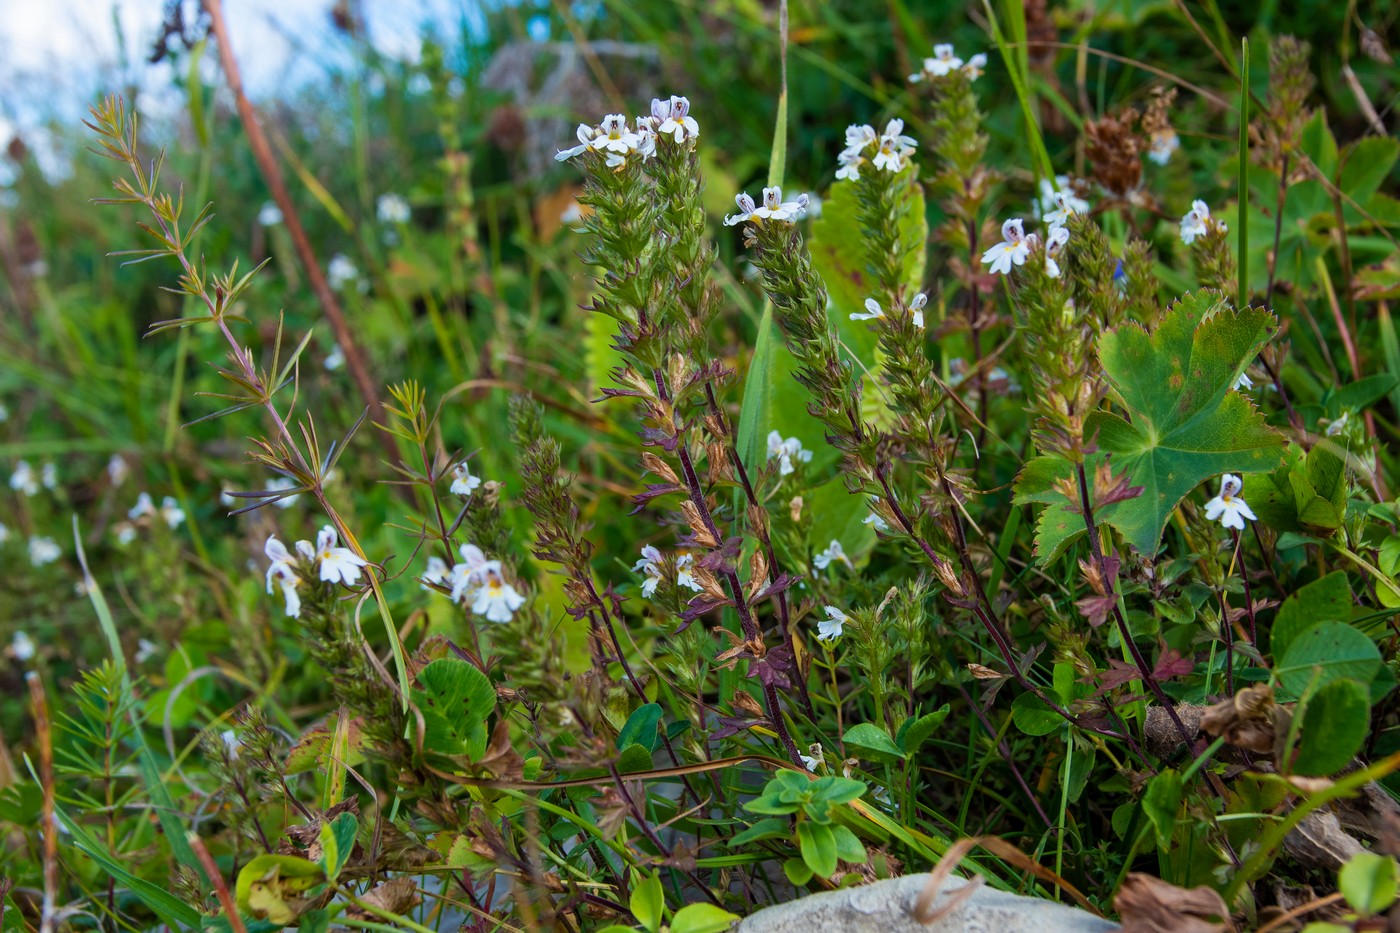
813;539;851;572
835;147;865;182
633;544;665;597
1036;176;1090;223
910;43;963;81
724;191;759;226
963;53;988;80
450;462;482;497
752;186;808;221
981;219;1033;275
555;122;599;162
1179;199;1224;245
910;292;927;328
29;536;60;567
1044;225;1070;279
1043;191;1084;229
310;525;368;586
816;606;848;642
800;743;823;772
449;544;526;622
12;630;35;662
766;430;812;476
41;462;57;490
1203;474;1257;531
656;95;699;143
449;543;489;602
845;123;878;151
1147;128;1180;166
872;119;917;172
676;553;702;592
851;298;885;322
377;193;410;224
160;496;185;529
10;460;37;496
590;114;640;155
129;491;157;521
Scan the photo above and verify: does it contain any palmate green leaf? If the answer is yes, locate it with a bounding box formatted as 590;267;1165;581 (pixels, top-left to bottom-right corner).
1086;292;1285;554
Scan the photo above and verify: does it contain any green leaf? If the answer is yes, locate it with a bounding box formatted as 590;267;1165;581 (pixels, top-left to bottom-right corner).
616;703;663;752
1012;453;1099;563
797;821;838;877
670;903;742;933
1339;852;1398;916
842;723;905;763
1340;138;1400;211
1292;678;1369;777
895;704;951;756
1276;622;1382;697
783;856;814;886
728;817;793;847
1012;690;1063;736
745;793;801;816
1272;572;1352;661
1300;110;1338;177
412;658;494;760
234;854;324;924
1087;293;1285;553
630;872;663;933
318;812;357;881
810;776;867;804
1142;769;1183;846
829;824;868;864
736;306;778;475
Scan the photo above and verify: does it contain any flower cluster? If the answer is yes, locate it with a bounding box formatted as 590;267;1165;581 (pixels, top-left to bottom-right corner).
423;543;527;623
766;430;813;476
908;44;987;84
554;97;699;170
724;187;809;226
264;525;370;618
982;207;1074;279
10;460;57;496
632;545;702;598
835;119;917;181
1179;199;1226;245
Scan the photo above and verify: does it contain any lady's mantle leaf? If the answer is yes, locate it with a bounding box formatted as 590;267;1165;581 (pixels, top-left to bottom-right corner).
1085;292;1285;554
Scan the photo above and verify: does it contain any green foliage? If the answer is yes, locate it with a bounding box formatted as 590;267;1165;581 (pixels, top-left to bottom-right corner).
1338;852;1399;917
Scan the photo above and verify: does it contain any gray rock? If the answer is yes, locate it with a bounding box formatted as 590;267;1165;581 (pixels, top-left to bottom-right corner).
738;874;1119;933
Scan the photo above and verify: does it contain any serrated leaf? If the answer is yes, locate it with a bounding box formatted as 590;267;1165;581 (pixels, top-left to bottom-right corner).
1293;678;1369;777
1088;293;1285;554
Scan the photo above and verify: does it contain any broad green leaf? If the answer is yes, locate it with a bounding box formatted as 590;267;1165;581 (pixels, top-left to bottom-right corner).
805;476;877;565
1340;138;1400;216
1142;769;1183;846
1012;453;1102;563
1339;852;1399;916
895;704;951;756
783;856;814;886
842;722;905;763
830;824;868;864
318;812;357;881
727;817;792;847
234;854;324;924
616;703;662;752
413;658;495;761
630;873;663;933
1300;110;1338;177
811;776;866;805
797;821;838;877
670;903;742;933
736;306;778;475
1271;572;1351;661
1276;622;1381;697
1011;691;1063;736
1292;678;1369;777
1087;293;1285;553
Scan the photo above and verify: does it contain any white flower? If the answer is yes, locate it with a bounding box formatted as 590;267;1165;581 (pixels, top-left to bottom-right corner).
468;562;526;623
1179;199;1225;245
258;201;283;226
116;525;137;546
844;124;877;150
872;118;917;173
265;536;297;591
1233;372;1254;391
633;544;665;597
1043;192;1082;229
0;522;8;543
1045;225;1070;279
981;219;1032;275
910;292;927;328
835;147;864;182
1325;411;1350;437
324;345;345;371
310;525;368;586
851;298;885;322
752;186;808;222
327;254;361;291
450;462;482;497
129;492;156;521
41;462;57;490
816;606;848;642
277;574;302;618
766;430;812;476
1036;176;1089;222
676;553;702;592
10;461;38;496
555;122;599;161
656;95;699;143
160;496;185;529
1203;474;1257;531
449;543;490;602
29;536;61;567
800;743;823;772
910;43;963;81
591;114;640;155
135;639;158;663
221;730;241;758
11;630;35;662
724;191;758;226
377;193;410;224
813;539;850;572
963;52;988;80
422;556;450;590
1147;128;1179;166
107;454;128;487
863;499;890;532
